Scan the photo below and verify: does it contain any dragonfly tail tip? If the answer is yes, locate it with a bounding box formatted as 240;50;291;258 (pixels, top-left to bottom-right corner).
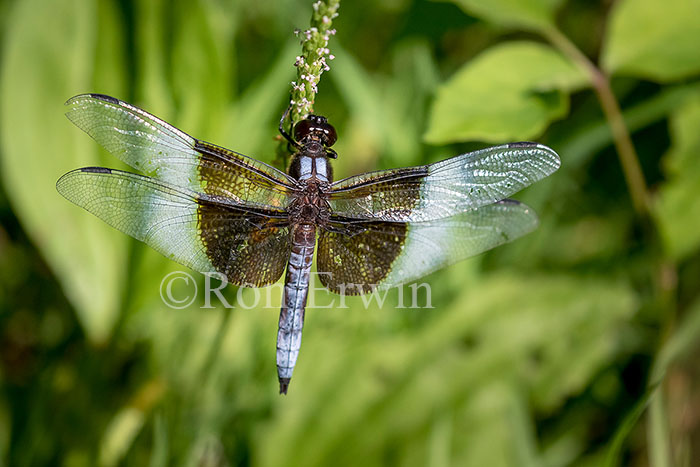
279;378;290;395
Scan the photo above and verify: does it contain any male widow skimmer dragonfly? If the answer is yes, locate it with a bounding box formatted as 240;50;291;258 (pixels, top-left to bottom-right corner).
57;93;560;394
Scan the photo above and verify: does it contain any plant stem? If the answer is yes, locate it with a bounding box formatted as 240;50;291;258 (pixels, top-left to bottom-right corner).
544;27;650;216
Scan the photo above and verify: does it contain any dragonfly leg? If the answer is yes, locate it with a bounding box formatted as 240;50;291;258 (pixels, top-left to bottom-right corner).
278;105;300;151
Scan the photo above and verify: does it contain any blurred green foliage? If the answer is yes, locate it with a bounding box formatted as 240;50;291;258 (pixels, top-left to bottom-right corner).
1;0;699;466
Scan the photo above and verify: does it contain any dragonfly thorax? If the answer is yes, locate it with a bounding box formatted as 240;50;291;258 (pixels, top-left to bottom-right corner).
289;152;333;183
287;180;331;225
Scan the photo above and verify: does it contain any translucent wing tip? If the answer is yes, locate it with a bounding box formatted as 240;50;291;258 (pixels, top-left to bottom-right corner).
507;141;562;175
64;93;119;106
495;199;540;234
56;167;111;200
56;168;78;194
64;94;122;127
55;169;83;205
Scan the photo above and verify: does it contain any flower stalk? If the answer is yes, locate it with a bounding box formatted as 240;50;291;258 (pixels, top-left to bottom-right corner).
275;0;339;169
290;0;340;122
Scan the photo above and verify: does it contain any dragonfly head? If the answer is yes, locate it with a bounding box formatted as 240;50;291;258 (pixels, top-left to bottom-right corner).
293;115;337;148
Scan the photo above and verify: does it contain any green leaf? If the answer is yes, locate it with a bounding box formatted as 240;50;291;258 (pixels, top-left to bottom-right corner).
331;41;439;171
653;90;700;260
0;0;128;343
651;294;700;384
445;0;564;32
424;41;589;144
171;1;237;137
98;407;145;467
648;297;700;467
604;388;651;466
602;0;700;82
135;0;175;116
222;40;298;158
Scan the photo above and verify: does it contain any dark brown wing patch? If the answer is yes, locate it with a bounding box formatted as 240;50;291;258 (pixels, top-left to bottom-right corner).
317;221;407;295
198;202;290;287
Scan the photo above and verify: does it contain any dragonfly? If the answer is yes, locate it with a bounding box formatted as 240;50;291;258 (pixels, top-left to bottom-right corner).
57;93;560;394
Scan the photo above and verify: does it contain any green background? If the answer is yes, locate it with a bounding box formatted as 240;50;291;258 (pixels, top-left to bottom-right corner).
1;0;699;465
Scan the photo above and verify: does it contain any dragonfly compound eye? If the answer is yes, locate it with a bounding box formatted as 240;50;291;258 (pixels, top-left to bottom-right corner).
294;116;337;147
